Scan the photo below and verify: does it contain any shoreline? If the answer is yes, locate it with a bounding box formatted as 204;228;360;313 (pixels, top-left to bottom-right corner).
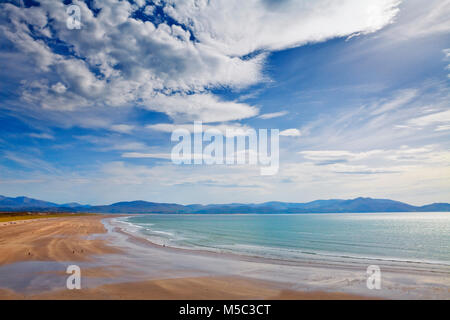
112;216;450;273
112;218;450;283
0;215;449;299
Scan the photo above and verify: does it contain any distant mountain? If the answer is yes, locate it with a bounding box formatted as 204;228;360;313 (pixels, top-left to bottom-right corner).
86;201;185;214
0;196;58;209
297;197;417;213
183;197;418;214
60;202;88;208
418;203;450;212
0;195;448;213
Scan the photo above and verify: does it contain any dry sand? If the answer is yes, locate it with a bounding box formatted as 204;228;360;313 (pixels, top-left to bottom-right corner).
0;215;374;300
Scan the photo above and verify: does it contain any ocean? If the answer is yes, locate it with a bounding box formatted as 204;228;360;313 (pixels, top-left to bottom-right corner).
116;212;450;266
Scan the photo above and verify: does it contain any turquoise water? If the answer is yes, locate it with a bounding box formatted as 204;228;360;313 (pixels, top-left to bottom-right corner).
119;212;450;265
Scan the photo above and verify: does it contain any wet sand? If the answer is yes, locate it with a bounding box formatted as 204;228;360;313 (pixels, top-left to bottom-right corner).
0;275;373;300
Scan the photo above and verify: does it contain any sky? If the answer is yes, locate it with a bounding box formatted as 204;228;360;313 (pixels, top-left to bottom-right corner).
0;0;449;205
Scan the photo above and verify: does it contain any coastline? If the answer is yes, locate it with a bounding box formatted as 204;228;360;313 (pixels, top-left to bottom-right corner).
113;215;450;272
0;214;448;299
108;216;450;299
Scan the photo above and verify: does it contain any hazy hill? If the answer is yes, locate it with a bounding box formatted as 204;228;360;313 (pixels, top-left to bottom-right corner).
0;195;448;213
86;201;185;214
0;196;58;209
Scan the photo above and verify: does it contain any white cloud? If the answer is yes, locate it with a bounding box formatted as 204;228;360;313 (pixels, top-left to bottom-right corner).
121;152;172;159
435;124;450;132
258;111;288;119
103;142;149;151
279;128;301;137
74;135;148;151
145;93;258;123
165;0;400;56
444;48;450;78
2;151;60;174
147;122;254;136
407;110;450;127
110;124;135;134
384;0;450;39
370;89;417;115
146;123;186;132
299;150;384;162
1;0;264;122
29;132;54;140
0;0;401;125
51;82;67;94
299;146;450;167
296;85;450;152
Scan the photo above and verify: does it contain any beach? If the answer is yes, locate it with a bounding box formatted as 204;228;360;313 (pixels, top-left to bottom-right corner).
0;215;449;300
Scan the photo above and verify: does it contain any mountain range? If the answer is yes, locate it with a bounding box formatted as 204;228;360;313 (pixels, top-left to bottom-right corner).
0;195;449;214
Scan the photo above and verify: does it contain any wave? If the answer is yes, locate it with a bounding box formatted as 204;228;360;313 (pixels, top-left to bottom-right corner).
146;229;175;237
217;243;450;268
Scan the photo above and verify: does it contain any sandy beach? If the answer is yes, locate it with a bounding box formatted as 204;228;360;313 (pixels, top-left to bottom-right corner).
0;215;448;300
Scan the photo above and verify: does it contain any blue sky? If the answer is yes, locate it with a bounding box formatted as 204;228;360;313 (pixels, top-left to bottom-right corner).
0;0;449;205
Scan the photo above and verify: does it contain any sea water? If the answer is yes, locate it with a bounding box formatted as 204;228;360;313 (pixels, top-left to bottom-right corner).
117;212;450;266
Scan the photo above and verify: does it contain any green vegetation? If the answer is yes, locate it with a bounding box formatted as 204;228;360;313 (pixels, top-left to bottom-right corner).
0;212;96;222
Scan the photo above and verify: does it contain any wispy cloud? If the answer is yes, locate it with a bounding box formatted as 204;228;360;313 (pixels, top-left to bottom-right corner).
147;122;254;137
370;89;417;116
407;109;450;128
280;129;301;137
2;151;60;174
258;111;288;120
29;132;54;140
121;152;172;159
444;48;450;78
110;124;135;134
384;0;450;40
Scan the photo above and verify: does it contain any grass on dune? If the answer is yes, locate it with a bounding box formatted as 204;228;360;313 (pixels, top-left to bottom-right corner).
0;212;96;222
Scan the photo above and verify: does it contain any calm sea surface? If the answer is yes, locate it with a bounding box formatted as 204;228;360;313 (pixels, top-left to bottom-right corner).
118;212;450;265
